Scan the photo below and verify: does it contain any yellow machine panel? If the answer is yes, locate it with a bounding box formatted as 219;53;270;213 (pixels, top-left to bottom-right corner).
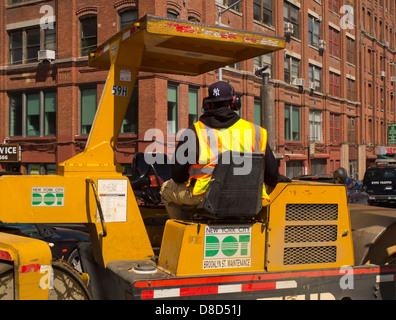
158;220;266;276
266;182;354;271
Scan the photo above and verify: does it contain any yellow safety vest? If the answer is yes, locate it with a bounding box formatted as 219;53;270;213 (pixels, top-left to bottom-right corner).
186;119;270;203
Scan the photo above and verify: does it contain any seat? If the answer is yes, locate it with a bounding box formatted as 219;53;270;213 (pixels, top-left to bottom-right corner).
129;152;172;205
185;151;265;220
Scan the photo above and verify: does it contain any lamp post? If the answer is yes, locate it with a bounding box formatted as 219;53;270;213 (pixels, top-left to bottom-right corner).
256;66;276;152
218;0;244;80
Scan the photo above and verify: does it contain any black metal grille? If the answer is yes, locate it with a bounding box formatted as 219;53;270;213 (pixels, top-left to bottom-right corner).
284;225;338;243
283;246;337;265
285;204;338;221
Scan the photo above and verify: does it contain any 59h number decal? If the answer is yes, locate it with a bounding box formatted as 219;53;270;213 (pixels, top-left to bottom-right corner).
112;85;128;97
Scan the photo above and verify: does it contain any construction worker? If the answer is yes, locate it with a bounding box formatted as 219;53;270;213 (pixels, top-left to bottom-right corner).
160;81;279;219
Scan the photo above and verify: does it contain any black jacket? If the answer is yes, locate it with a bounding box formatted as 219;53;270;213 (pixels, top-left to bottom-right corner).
171;107;279;188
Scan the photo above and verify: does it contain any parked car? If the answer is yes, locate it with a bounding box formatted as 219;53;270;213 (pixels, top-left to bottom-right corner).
0;222;89;271
293;174;370;205
363;165;396;206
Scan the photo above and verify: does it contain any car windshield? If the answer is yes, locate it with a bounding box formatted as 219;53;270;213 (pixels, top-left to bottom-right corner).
0;222;42;239
365;168;396;180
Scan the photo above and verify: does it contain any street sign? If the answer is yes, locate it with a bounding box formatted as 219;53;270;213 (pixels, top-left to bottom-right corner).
388;124;396;145
0;144;20;162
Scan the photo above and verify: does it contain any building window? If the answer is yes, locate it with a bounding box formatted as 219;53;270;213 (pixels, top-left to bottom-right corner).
309;109;322;142
9;26;56;65
308;15;321;47
286;161;304;179
44;92;56;136
347;117;356;144
328;0;339;13
347;78;355;101
80;15;97;56
311;159;327;175
188;87;199;127
167;84;178;134
309;64;322;92
254;0;273;25
284;55;300;84
80;88;97;135
254;98;261;126
347;37;355;64
26;28;40;64
228;62;240;70
216;0;241;12
26;93;40;136
330;113;340;142
285;105;300;141
284;1;300;39
254;53;272;78
329;72;340;97
167;9;179;19
121;84;138;134
119;9;138;30
329;27;340;57
9;91;57;137
9;95;23;137
26;163;56;175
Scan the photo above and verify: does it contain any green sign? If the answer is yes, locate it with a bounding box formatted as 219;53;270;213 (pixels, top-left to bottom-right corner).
388;124;396;145
31;187;65;207
203;225;252;269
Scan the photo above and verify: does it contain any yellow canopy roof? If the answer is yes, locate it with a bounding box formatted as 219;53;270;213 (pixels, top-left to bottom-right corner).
89;15;285;75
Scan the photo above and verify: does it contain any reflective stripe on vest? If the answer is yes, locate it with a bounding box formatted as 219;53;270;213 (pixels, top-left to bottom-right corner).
186;119;270;202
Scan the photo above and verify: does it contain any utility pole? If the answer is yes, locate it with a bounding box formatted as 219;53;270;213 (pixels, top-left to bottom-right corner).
218;0;244;80
256;66;275;152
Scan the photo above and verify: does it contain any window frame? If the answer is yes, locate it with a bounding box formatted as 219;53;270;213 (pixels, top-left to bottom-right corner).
329;72;341;97
347;37;355;65
309;109;323;143
167;83;179;135
329;113;340;143
80;87;97;136
284;55;300;84
328;0;339;13
9;90;57;138
80;15;97;56
308;15;321;47
284;104;301;141
254;53;273;78
8;25;57;65
283;1;300;39
309;64;322;92
188;86;199;127
120;83;139;135
118;8;138;30
347;116;356;144
347;78;355;101
253;0;273;25
329;26;340;57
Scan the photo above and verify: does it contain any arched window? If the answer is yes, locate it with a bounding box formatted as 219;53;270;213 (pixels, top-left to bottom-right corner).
119;8;138;30
80;15;97;56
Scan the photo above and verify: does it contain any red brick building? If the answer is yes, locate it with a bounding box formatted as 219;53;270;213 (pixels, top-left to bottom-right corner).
0;0;395;179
